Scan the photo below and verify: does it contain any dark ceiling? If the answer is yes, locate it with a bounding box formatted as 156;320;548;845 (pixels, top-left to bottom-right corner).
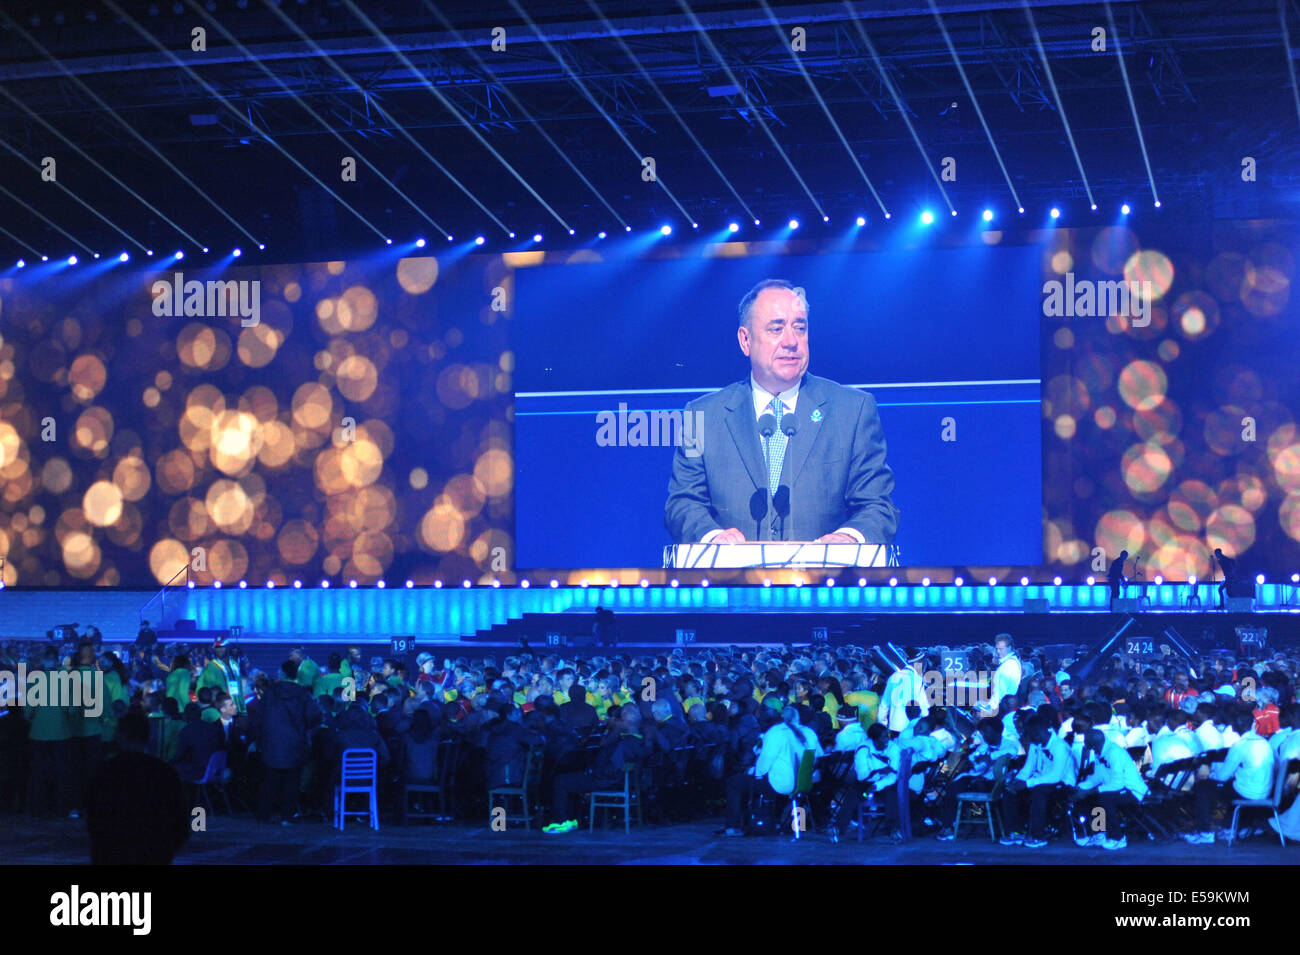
0;0;1296;263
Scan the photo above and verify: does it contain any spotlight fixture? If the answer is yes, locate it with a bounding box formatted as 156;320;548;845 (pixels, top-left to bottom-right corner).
232;248;241;258
533;234;542;243
508;232;516;239
788;219;799;230
1121;203;1131;215
16;259;25;268
257;243;265;250
920;211;934;225
660;225;672;236
384;238;393;246
119;252;129;262
174;250;184;260
1050;208;1060;219
415;238;426;248
67;255;77;265
41;255;49;262
475;236;485;245
982;209;994;222
624;225;631;232
596;231;606;240
728;222;739;233
567;228;575;236
822;215;829;223
691;222;699;229
855;216;866;227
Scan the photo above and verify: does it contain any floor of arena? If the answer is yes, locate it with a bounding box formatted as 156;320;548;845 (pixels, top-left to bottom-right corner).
6;815;1292;866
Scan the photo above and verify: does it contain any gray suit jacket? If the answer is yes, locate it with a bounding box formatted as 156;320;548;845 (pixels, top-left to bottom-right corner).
665;373;899;544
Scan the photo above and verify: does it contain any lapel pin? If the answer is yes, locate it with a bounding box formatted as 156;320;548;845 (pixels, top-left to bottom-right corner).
810;409;823;423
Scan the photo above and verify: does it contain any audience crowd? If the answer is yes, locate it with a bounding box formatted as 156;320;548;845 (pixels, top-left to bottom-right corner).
1;628;1298;853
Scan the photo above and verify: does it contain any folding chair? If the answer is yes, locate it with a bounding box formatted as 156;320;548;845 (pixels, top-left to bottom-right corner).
786;749;816;840
334;748;379;830
400;737;459;825
488;745;543;830
953;754;1010;841
190;750;231;816
588;763;642;833
1226;757;1294;846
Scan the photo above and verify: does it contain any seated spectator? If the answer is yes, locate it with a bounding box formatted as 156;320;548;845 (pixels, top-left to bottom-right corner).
1184;710;1275;844
999;715;1077;848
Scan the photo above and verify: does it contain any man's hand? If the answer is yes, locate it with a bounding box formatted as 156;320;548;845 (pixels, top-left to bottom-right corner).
711;528;746;544
815;532;857;544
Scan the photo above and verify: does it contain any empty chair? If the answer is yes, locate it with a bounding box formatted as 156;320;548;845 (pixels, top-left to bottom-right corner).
334;748;378;831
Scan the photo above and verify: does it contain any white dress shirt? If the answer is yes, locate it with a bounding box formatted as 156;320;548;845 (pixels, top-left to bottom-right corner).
701;376;864;543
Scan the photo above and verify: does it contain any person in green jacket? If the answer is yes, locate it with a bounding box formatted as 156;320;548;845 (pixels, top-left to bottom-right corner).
98;653;131;744
312;652;345;700
197;637;245;714
67;640;104;817
165;654;193;711
25;647;71;817
291;646;320;690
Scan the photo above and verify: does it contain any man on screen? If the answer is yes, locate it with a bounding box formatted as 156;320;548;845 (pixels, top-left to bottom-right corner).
665;279;899;545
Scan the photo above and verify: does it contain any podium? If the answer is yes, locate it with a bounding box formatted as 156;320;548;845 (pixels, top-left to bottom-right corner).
663;541;896;569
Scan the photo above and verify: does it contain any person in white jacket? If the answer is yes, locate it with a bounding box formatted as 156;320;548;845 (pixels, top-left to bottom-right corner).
722;704;823;836
1185;710;1275;844
877;648;929;734
999;715;1077;848
1072;728;1150;850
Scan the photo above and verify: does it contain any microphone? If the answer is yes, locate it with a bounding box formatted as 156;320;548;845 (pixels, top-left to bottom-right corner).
757;413;777;438
780;415;798;439
772;485;790;541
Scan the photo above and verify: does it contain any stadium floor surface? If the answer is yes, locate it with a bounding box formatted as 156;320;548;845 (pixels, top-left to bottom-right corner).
5;814;1294;866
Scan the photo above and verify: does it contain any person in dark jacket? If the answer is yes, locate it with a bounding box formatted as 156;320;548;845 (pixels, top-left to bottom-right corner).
171;703;225;783
401;708;440;783
544;706;650;832
559;682;598;732
485;703;541;790
252;659;320;824
330;703;390;768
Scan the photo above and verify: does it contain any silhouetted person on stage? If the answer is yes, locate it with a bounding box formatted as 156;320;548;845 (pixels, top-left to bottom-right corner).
1214;548;1237;609
593;605;616;649
1108;550;1128;602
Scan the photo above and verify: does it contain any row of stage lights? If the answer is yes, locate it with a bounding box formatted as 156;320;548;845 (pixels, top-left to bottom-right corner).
172;571;1300;591
10;201;1157;269
12;244;266;270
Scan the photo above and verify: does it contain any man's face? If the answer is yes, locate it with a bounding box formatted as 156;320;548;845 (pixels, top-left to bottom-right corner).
219;698;236;719
996;641;1010;661
738;288;809;394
